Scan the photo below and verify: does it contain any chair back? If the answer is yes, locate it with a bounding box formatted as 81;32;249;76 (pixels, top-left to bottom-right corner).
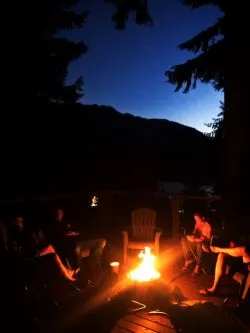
131;208;156;239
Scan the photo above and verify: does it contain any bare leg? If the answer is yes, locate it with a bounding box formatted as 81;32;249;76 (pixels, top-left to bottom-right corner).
211;246;245;257
193;243;203;274
54;254;76;281
199;252;225;294
208;253;225;292
181;237;194;269
211;245;250;263
39;245;76;281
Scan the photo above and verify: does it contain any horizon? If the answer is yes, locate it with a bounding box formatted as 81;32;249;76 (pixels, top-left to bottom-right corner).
66;0;223;132
80;102;208;133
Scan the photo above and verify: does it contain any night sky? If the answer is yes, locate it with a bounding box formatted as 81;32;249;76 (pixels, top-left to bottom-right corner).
67;0;223;132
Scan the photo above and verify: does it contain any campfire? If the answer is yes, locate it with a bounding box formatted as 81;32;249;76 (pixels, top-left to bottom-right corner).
128;246;160;282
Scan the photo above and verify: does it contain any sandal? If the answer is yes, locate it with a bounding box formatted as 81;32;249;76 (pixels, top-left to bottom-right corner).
199;289;217;296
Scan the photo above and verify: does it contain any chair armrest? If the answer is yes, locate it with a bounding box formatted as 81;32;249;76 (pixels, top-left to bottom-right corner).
122;230;128;242
155;227;162;235
155;229;162;241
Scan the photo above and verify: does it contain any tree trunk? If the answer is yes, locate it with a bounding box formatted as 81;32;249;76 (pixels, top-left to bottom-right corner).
224;1;250;235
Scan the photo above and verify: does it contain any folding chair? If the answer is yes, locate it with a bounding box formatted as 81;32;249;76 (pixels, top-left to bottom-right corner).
182;226;214;275
186;239;212;276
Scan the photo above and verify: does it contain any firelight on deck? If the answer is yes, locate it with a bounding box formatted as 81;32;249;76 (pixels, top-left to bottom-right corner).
128;247;160;282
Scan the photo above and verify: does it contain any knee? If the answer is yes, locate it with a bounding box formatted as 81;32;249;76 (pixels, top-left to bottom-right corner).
99;239;106;248
75;245;80;256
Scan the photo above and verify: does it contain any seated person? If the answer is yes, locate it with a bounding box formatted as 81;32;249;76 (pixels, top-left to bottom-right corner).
200;242;250;296
7;216;38;259
0;221;8;253
46;208;106;275
181;212;211;276
7;216;77;281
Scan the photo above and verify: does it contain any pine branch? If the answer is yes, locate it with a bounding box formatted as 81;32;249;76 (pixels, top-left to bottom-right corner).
178;17;224;53
49;38;88;61
166;40;224;93
52;10;89;31
104;0;153;30
182;0;227;11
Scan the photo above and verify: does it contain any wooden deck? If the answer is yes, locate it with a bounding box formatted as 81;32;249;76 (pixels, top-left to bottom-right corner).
111;311;176;333
42;240;248;333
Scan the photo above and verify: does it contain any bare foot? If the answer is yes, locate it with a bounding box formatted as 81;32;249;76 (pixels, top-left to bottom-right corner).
67;269;77;281
202;244;208;252
199;287;216;295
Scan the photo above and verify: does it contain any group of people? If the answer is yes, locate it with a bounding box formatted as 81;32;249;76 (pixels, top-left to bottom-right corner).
181;212;250;296
0;208;106;282
1;209;249;301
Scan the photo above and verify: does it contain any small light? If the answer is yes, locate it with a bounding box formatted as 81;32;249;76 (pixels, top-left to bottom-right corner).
91;195;98;207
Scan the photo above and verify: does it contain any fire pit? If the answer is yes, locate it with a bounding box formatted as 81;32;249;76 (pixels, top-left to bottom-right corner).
127;246;161;312
128;246;160;283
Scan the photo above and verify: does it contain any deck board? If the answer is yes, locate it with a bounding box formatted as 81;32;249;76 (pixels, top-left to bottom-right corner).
136;313;175;329
111;311;177;333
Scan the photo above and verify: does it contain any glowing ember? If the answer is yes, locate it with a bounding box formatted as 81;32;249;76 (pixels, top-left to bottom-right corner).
128;247;160;282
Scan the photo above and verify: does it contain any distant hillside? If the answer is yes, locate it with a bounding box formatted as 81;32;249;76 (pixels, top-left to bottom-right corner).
0;103;216;197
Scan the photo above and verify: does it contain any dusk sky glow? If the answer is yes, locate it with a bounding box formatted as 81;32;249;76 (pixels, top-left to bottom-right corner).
67;0;223;132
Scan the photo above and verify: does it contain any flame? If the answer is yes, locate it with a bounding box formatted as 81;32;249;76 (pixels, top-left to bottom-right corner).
128;247;160;282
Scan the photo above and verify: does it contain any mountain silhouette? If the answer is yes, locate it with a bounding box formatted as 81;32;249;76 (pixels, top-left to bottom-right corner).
1;103;215;199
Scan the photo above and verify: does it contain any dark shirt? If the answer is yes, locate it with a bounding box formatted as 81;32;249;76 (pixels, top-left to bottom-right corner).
46;219;77;248
45;219;78;264
8;226;37;258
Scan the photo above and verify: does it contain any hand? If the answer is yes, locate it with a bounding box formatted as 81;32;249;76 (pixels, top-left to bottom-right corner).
66;231;79;236
202;244;209;252
186;235;194;242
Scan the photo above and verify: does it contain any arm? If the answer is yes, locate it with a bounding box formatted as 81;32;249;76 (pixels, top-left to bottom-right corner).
192;221;198;235
190;222;211;243
65;222;79;236
192;236;204;243
66;231;79;236
187;235;204;243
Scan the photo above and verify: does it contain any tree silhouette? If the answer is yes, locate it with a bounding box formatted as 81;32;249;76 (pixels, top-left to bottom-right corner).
15;0;88;104
205;102;224;140
165;0;249;230
104;0;153;30
165;16;224;93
